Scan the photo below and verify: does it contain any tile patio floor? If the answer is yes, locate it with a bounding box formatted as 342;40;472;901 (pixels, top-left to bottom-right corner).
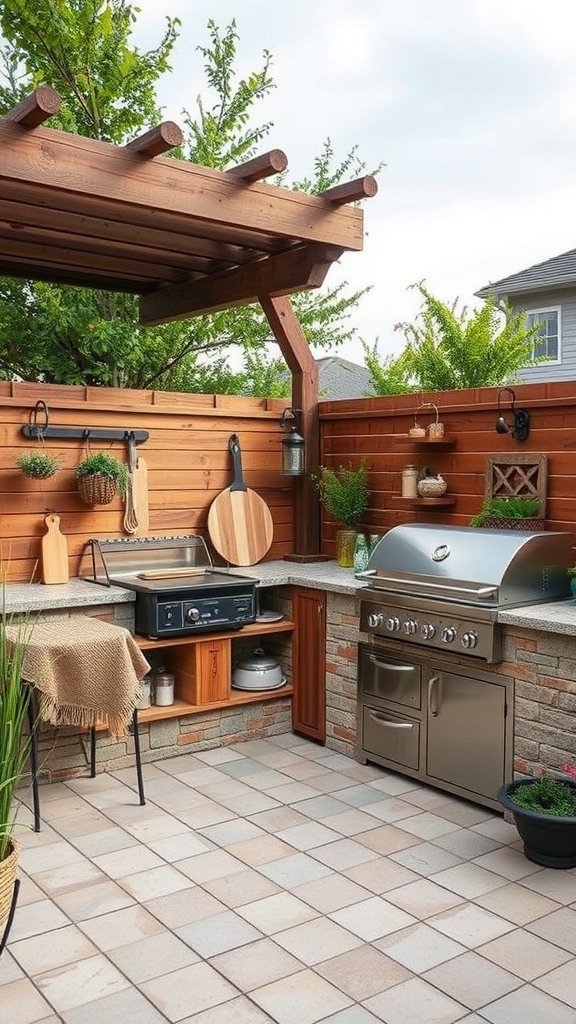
2;733;576;1024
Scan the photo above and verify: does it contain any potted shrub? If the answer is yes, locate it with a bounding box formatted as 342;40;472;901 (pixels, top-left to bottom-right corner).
0;594;33;932
75;452;128;506
498;767;576;868
16;451;60;480
567;567;576;600
312;459;370;566
470;496;542;530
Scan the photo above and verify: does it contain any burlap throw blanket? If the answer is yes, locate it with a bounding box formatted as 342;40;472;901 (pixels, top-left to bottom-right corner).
6;617;151;738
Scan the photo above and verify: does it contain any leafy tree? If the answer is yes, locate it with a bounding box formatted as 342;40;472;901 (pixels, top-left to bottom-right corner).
365;282;541;394
0;5;378;391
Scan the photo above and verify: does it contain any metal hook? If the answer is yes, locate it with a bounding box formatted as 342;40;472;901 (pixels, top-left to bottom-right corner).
29;400;49;438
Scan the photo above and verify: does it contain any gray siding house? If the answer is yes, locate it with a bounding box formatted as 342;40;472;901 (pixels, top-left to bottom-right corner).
476;249;576;382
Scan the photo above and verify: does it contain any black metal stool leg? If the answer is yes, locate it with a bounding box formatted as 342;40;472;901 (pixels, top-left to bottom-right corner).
132;708;146;806
26;687;41;833
90;727;97;778
0;878;20;957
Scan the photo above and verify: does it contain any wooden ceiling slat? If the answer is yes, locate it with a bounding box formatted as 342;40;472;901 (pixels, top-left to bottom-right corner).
0;236;188;282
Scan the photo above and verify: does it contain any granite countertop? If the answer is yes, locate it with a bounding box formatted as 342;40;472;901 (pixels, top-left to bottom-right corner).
4;562;575;636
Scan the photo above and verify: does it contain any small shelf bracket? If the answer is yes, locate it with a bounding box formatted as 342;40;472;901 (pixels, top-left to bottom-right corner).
21;401;149;445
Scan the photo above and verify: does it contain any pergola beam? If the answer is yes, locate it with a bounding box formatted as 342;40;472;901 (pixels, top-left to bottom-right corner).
125;121;183;158
227;149;288;183
140;243;344;325
4;86;60;128
319;175;379;206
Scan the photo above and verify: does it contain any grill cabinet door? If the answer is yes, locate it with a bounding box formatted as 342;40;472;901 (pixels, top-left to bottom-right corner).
426;669;506;801
360;646;421;709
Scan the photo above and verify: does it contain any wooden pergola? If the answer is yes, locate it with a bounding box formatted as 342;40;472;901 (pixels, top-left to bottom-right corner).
0;87;377;558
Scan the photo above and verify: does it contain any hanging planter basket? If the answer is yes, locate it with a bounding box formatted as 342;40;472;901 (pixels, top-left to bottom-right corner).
77;472;117;506
0;838;19;927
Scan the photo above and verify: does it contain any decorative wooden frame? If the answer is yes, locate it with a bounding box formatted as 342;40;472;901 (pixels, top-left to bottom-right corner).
485;454;548;516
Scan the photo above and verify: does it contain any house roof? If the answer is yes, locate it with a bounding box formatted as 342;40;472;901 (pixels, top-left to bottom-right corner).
317;357;372;400
476;247;576;300
0;87;377;327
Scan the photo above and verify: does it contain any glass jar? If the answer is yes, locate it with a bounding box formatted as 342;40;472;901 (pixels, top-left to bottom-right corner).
152;667;175;706
401;465;419;498
136;674;152;710
353;533;369;572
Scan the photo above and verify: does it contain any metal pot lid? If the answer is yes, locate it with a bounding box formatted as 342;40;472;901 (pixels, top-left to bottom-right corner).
235;646;279;672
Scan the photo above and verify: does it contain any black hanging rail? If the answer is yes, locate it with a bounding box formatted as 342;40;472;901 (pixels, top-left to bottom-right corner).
21;400;149;445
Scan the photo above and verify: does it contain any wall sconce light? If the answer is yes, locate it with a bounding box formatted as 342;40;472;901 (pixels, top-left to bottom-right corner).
280;408;306;476
495;387;530;442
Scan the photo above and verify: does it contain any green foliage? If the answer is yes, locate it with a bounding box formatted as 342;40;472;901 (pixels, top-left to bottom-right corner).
0;590;33;861
0;11;379;393
16;451;60;479
509;776;576;817
312;460;370;527
361;340;412;395
75;452;128;498
366;283;542;395
469;496;541;528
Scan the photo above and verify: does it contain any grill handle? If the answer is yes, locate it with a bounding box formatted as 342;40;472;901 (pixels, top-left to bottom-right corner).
360;574;498;602
367;711;415;729
368;655;415;672
428;675;440;717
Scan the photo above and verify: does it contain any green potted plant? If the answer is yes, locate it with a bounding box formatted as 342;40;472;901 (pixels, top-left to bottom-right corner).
0;593;33;931
75;452;128;506
470;496;542;530
312;459;370;566
16;451;60;480
498;765;576;869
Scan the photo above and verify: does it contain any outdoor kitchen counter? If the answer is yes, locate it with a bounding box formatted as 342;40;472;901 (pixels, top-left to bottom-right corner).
497;598;576;634
230;559;361;595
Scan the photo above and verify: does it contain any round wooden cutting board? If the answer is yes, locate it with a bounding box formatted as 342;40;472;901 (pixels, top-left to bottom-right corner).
208;434;273;566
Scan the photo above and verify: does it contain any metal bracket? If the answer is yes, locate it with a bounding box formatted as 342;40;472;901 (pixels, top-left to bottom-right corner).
21;400;149;445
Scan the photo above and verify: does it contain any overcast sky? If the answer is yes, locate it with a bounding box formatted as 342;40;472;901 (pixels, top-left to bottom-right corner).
134;0;576;362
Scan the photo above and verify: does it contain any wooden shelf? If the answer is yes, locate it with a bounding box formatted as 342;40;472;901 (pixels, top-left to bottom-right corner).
136;684;293;723
392;496;456;508
394;434;456;446
135;619;294;650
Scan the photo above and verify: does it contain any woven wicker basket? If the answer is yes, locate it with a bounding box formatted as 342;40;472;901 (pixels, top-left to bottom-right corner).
417;477;448;497
77;473;117;505
0;838;19;926
482;516;544;531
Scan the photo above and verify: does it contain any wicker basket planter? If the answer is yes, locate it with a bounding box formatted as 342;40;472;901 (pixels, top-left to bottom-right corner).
0;838;19;927
77;472;117;505
482;516;544;531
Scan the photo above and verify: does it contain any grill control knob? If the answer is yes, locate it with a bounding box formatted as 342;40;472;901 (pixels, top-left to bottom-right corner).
386;616;401;632
403;618;418;635
461;630;479;650
421;623;436;640
441;626;457;644
368;612;384;628
186;607;201;623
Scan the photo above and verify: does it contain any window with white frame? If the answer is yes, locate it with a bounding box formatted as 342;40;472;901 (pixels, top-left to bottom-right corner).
526;307;561;363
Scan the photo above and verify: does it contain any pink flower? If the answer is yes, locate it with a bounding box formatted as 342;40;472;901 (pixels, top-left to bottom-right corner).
561;764;576;777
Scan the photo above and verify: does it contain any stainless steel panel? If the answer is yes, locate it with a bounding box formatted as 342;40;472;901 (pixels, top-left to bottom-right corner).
359;644;421;708
362;706;420;770
426;668;506;801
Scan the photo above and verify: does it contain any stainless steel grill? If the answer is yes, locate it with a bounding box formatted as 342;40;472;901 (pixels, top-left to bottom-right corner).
357;523;572;662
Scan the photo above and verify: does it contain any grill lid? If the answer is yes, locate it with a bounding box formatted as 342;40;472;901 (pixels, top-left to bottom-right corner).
358;523;573;607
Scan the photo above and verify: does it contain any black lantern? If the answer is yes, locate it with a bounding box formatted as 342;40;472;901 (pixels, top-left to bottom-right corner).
280;408;306;476
495;387;530;442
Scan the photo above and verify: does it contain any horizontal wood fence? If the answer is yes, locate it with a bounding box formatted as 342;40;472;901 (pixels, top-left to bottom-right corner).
319;381;576;558
0;382;291;581
3;379;576;581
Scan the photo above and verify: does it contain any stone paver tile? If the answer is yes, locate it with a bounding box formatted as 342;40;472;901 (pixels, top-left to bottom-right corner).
251;968;352;1024
423;949;522;1008
364;975;466;1024
292;872;372;913
60;986;168;1024
376;921;466;972
526;906;576;953
176;908;263;957
330;896;417;941
478;927;572;980
141;961;238;1020
431;862;509;899
107;931;199;983
53;878;135;922
8;898;69;941
0;977;54;1023
273;916;362;965
428;902;515;947
10;923;98;975
478;985;576;1024
143;887;227;929
315;943;412;1000
236;890;318;933
34;954;130;1013
384;877;465;918
210;936;303;991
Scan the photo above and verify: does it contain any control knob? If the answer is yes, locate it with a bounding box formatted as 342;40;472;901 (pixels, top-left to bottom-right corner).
403;618;418;636
186;606;201;623
461;630;479;650
386;616;401;632
441;626;457;644
368;612;384;628
421;623;436;640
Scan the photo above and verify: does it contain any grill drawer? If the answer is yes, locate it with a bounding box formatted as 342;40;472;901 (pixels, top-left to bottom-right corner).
361;706;420;771
359;645;421;709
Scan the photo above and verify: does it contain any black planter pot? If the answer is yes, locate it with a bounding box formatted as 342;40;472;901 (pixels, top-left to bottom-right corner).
498;779;576;869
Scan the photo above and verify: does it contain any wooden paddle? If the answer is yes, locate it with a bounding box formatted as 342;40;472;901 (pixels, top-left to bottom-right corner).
123;432;149;536
208;434;273;566
41;514;69;584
